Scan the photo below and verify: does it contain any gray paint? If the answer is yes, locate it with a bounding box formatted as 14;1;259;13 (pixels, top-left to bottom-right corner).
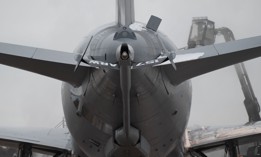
0;0;258;156
0;0;259;129
0;10;260;157
116;0;135;26
190;122;261;147
0;127;72;150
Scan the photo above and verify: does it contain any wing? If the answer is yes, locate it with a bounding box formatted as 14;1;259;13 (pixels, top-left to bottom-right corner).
186;122;261;149
0;42;92;86
158;36;261;85
0;127;72;156
186;122;261;156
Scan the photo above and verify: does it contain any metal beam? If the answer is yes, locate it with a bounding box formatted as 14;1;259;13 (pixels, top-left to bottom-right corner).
116;0;135;26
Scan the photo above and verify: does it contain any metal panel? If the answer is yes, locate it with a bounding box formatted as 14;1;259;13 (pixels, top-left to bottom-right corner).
33;48;77;65
116;0;135;26
0;42;91;86
0;42;35;58
214;36;261;55
0;127;72;150
146;15;162;32
187;122;261;149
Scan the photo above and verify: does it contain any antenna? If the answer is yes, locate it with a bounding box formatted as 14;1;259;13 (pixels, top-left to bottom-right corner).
55;117;67;128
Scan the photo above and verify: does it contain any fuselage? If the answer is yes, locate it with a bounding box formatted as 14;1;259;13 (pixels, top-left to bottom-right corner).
62;23;192;157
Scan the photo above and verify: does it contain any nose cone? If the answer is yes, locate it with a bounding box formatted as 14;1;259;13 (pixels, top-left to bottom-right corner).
121;51;129;60
116;43;134;61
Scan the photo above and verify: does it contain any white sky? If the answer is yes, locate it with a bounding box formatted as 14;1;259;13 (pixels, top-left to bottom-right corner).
0;0;260;128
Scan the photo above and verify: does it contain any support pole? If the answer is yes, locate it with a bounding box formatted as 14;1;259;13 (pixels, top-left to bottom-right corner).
115;43;139;146
119;51;131;137
216;27;261;123
235;63;261;122
116;0;135;26
187;19;261;123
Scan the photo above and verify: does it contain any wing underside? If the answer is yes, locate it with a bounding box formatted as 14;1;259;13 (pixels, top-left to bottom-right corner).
0;128;72;156
160;36;261;85
186;122;261;156
0;35;260;87
0;42;91;86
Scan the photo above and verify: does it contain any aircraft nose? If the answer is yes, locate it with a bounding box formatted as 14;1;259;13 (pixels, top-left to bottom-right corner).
116;43;134;62
121;51;129;60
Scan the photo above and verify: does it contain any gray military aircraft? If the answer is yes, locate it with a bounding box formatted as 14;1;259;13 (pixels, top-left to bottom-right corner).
0;0;261;157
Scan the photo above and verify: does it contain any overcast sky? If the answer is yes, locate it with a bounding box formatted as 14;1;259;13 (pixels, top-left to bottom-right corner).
0;0;260;128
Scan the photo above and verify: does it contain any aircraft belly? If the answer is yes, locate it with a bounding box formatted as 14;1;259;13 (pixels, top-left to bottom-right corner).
62;67;192;157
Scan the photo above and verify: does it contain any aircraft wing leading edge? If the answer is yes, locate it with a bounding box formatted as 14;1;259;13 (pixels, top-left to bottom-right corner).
185;122;261;157
160;36;261;85
186;122;261;149
0;127;72;155
0;36;260;86
0;42;91;86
